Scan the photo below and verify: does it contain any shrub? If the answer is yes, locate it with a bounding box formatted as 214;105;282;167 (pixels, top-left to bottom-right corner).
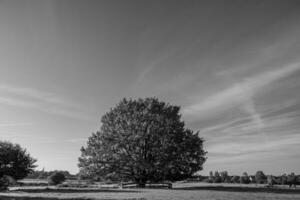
231;176;240;183
48;172;66;185
0;176;10;191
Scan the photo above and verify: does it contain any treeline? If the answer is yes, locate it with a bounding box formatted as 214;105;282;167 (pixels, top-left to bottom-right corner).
195;171;299;186
26;170;77;180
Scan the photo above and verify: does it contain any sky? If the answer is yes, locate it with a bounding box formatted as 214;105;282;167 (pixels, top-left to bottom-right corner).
0;0;300;176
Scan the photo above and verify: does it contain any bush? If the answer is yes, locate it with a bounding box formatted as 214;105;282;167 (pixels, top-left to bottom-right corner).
0;176;10;191
231;176;240;183
48;172;66;185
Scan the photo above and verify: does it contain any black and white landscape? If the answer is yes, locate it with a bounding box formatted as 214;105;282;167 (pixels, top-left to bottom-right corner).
0;0;300;200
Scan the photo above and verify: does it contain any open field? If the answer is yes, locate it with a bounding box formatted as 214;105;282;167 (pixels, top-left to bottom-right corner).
1;182;300;200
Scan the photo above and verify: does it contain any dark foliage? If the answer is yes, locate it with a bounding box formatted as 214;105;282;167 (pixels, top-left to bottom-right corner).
230;176;240;183
220;171;230;183
78;97;206;186
255;171;267;184
48;172;66;185
0;176;10;191
27;170;76;180
0;141;36;181
204;170;299;186
213;171;222;183
240;172;250;184
287;173;297;187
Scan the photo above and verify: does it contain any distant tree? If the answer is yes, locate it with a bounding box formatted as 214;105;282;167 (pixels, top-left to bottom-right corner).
287;172;297;188
220;171;229;183
267;175;274;186
281;174;288;185
231;176;240;183
249;175;256;183
48;172;66;185
27;170;76;180
208;171;214;183
240;172;250;184
0;141;36;181
255;171;266;184
78;97;207;187
213;171;222;183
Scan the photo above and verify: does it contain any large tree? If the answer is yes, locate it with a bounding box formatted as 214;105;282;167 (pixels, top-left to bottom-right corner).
0;141;36;180
79;97;206;186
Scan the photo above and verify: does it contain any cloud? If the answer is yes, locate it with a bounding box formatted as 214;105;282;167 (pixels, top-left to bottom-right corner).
0;84;91;120
0;122;33;127
183;63;300;116
209;133;300;155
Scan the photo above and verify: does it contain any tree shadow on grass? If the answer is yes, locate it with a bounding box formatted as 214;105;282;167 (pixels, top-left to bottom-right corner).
173;186;300;194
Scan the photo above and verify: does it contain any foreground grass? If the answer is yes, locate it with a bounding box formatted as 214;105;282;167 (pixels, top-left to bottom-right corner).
1;182;300;200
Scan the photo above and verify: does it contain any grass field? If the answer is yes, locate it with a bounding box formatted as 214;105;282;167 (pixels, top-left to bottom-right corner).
1;182;300;200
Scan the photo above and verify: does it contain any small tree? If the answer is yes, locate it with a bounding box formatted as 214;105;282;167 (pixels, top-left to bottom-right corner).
281;174;288;185
213;171;222;183
48;172;66;185
220;171;229;183
267;175;274;186
231;176;240;183
208;171;214;183
255;171;266;184
287;172;297;188
79;97;206;187
0;141;36;181
240;172;250;184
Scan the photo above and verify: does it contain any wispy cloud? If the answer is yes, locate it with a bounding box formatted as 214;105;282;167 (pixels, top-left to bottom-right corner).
209;133;300;155
183;63;300;170
0;84;91;120
0;122;33;127
183;63;300;116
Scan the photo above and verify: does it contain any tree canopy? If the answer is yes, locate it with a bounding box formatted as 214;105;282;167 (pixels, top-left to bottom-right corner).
0;141;36;180
78;97;206;186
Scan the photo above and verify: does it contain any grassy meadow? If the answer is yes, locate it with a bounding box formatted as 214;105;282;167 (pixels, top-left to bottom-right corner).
1;181;300;200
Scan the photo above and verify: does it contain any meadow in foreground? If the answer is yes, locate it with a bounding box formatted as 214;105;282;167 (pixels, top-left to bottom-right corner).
1;182;300;200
